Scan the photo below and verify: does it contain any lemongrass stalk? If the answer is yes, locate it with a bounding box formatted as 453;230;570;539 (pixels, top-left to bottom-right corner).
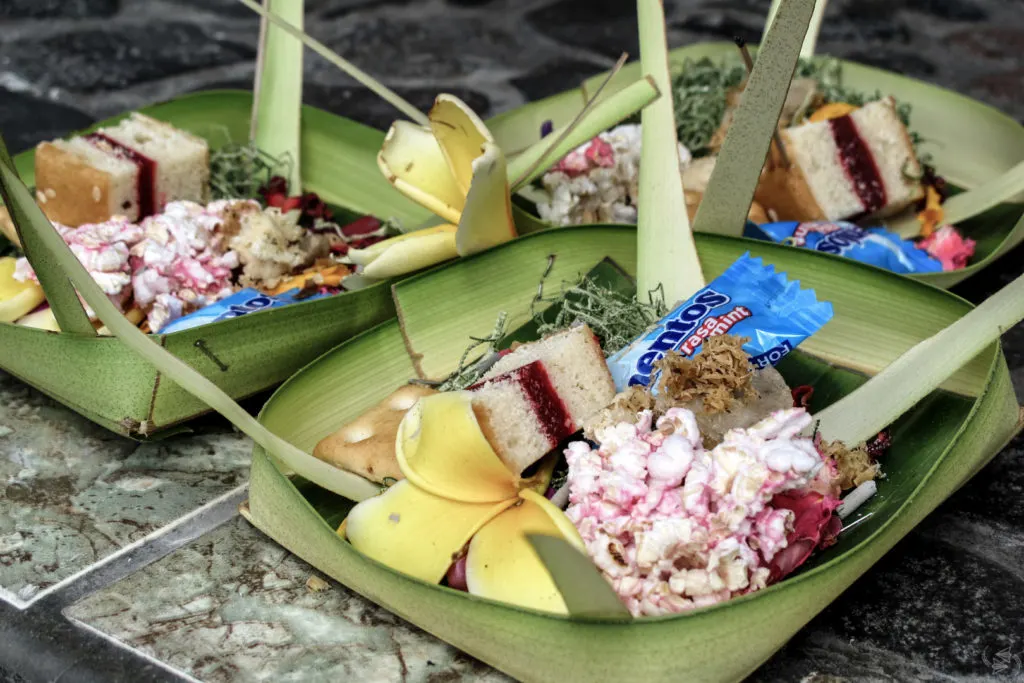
235;0;429;126
0;141;380;503
636;0;705;306
249;0;269;142
253;0;303;193
765;0;828;57
889;159;1024;237
506;76;660;191
692;0;815;237
527;535;631;618
814;272;1024;445
508;52;629;190
0;142;94;335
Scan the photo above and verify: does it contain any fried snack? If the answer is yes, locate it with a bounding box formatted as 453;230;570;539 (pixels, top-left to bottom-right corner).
313;384;438;483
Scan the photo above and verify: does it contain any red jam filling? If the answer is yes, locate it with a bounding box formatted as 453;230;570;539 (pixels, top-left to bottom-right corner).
828;115;886;214
85;133;157;219
470;360;574;444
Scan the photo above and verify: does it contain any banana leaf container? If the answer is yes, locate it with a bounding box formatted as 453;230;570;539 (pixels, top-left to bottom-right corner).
1;91;433;438
246;224;1022;683
488;42;1024;289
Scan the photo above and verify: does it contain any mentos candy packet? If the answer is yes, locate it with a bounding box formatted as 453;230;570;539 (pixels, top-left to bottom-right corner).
607;253;833;391
160;287;329;334
748;221;943;274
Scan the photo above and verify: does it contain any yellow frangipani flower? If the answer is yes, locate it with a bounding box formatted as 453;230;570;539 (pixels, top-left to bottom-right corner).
343;391;583;614
349;94;517;279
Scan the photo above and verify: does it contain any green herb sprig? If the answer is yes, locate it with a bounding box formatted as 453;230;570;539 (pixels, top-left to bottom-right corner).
208;141;293;202
656;56;928;161
438;311;509;392
533;275;665;356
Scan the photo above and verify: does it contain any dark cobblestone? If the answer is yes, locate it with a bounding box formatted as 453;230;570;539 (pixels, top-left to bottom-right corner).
526;0;640;59
0;0;120;19
320;14;537;81
510;59;606;101
0;90;95;154
0;24;256;92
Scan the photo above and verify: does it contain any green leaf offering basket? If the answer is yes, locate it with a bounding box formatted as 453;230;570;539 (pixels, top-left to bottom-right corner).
0;92;429;437
488;42;1024;289
246;225;1022;682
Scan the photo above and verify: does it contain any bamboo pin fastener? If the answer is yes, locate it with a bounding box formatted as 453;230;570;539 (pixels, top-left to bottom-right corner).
734;37;791;168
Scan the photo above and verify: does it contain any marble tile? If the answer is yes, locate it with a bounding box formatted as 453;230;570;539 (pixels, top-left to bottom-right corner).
0;371;250;606
66;516;512;683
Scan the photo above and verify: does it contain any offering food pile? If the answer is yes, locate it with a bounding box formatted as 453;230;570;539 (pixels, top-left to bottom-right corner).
313;253;885;616
535;57;976;274
0;114;394;333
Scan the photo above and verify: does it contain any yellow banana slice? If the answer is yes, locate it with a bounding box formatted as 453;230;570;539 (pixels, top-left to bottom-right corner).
345;479;514;584
455;141;517;257
377;121;465;225
395;391;518;503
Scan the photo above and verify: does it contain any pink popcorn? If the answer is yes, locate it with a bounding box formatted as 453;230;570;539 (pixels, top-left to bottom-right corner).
130;200;247;331
918;224;976;271
566;407;831;617
552;136;617;177
14;217;144;316
584;138;615;168
552;149;592;177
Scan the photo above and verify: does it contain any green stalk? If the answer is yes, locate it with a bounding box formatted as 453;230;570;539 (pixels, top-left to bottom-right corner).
888;159;1024;237
0;137;380;503
507;77;660;192
0;142;94;335
765;0;828;57
235;0;429;127
635;0;705;306
692;0;815;237
508;52;629;190
253;0;303;193
814;273;1024;445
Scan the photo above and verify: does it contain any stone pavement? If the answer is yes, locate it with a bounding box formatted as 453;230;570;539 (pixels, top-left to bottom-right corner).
1;1;1023;682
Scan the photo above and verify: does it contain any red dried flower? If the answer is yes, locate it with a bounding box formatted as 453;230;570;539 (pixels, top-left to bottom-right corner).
791;385;814;410
767;490;842;583
340;215;383;237
259;175;289;201
865;429;892;460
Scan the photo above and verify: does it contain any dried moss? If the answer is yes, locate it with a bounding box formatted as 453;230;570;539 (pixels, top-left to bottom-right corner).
533;273;666;357
438;311;508;392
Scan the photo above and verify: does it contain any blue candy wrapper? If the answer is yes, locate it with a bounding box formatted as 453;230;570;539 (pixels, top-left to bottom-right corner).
607;253;833;391
160;288;329;334
749;220;942;274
